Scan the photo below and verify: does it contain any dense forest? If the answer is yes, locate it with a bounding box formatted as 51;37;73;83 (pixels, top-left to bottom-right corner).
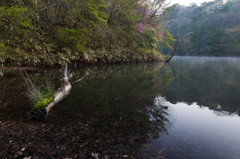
167;0;240;56
0;0;175;67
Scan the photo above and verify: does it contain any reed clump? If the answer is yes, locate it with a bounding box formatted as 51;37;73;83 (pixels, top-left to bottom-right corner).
24;74;55;109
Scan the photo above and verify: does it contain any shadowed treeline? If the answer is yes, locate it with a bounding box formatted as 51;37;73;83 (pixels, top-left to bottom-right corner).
167;0;240;56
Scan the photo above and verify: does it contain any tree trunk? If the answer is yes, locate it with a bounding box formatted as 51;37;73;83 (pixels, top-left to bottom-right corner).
45;77;72;116
164;40;178;63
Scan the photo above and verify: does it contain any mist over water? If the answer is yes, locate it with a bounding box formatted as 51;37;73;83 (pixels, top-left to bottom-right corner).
163;56;240;114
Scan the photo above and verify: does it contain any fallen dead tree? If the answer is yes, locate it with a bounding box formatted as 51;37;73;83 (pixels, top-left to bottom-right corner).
45;64;72;116
26;64;87;120
2;67;44;75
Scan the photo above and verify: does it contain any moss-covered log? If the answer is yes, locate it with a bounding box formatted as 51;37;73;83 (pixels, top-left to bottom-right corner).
26;65;81;120
45;75;72;116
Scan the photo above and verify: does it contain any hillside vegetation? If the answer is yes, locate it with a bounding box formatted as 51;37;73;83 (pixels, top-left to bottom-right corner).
0;0;175;66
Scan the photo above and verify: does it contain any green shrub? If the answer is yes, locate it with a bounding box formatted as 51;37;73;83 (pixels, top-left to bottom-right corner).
0;42;7;54
57;28;86;52
0;6;34;34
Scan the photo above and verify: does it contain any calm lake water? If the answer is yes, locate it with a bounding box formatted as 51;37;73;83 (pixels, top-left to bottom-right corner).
1;57;240;158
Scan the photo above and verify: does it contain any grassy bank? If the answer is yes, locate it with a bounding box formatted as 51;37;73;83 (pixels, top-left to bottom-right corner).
1;47;163;67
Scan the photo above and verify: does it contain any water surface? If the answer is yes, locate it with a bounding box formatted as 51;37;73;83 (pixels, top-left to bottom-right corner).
1;57;240;158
